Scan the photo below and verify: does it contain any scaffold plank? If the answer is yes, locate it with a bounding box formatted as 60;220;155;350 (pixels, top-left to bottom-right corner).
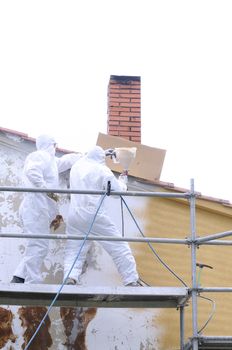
184;337;232;349
0;284;189;308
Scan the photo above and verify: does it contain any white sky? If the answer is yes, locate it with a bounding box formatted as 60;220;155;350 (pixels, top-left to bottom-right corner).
1;1;232;201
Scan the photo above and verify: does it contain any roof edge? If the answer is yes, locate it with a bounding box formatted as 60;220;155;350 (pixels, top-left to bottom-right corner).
0;126;74;154
1;126;232;208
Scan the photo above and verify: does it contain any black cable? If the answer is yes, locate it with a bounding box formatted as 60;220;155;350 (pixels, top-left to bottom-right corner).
120;196;188;287
197;294;216;334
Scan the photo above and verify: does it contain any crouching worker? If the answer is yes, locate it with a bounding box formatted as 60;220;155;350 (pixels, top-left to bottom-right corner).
63;145;143;287
11;134;81;284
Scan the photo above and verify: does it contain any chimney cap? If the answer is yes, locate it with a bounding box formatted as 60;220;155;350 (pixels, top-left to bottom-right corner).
110;75;140;83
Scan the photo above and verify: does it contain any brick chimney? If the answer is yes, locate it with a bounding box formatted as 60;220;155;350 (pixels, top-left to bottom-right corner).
107;75;141;143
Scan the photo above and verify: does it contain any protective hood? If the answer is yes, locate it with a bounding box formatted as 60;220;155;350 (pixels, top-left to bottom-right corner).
86;146;105;164
36;134;57;156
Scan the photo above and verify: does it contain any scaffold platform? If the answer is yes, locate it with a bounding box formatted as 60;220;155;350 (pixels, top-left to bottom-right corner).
3;181;231;349
184;337;232;349
0;284;189;308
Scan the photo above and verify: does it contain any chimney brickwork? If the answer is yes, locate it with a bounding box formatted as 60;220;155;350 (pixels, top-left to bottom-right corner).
107;75;141;143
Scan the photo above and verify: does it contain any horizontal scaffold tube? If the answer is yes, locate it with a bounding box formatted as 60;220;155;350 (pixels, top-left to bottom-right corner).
198;336;232;341
0;186;190;198
0;233;190;244
201;240;232;245
1;231;232;245
197;287;232;292
196;229;232;243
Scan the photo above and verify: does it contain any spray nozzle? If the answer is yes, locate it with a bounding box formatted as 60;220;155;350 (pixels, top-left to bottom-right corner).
114;147;137;171
105;147;137;175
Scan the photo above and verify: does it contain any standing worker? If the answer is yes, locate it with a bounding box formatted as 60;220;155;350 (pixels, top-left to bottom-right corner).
11;134;81;284
63;145;143;286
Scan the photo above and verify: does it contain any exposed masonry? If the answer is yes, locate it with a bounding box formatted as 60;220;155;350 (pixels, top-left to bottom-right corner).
107;75;141;143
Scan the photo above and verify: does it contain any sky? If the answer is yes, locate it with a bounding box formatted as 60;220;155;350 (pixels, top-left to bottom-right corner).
1;1;232;201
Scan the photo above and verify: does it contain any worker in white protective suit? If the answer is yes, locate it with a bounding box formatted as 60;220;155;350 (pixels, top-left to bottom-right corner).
11;134;82;284
63;145;142;286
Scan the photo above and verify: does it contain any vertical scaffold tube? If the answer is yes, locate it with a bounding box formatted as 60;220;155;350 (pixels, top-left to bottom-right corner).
190;179;198;350
180;306;185;350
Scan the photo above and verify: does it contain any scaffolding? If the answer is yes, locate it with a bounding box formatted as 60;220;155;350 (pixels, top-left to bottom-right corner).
1;179;232;349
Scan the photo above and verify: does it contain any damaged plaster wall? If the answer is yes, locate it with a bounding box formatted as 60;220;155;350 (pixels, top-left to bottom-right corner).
0;132;161;350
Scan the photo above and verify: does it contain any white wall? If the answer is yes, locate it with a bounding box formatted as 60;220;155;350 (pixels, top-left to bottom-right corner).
0;133;160;350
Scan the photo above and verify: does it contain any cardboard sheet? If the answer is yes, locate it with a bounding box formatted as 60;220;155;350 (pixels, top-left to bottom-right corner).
96;133;166;181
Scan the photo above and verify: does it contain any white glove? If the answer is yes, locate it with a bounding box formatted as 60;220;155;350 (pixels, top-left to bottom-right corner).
118;174;128;190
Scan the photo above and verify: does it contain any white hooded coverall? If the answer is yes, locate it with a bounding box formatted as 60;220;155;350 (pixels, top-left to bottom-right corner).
63;146;139;286
14;134;81;283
